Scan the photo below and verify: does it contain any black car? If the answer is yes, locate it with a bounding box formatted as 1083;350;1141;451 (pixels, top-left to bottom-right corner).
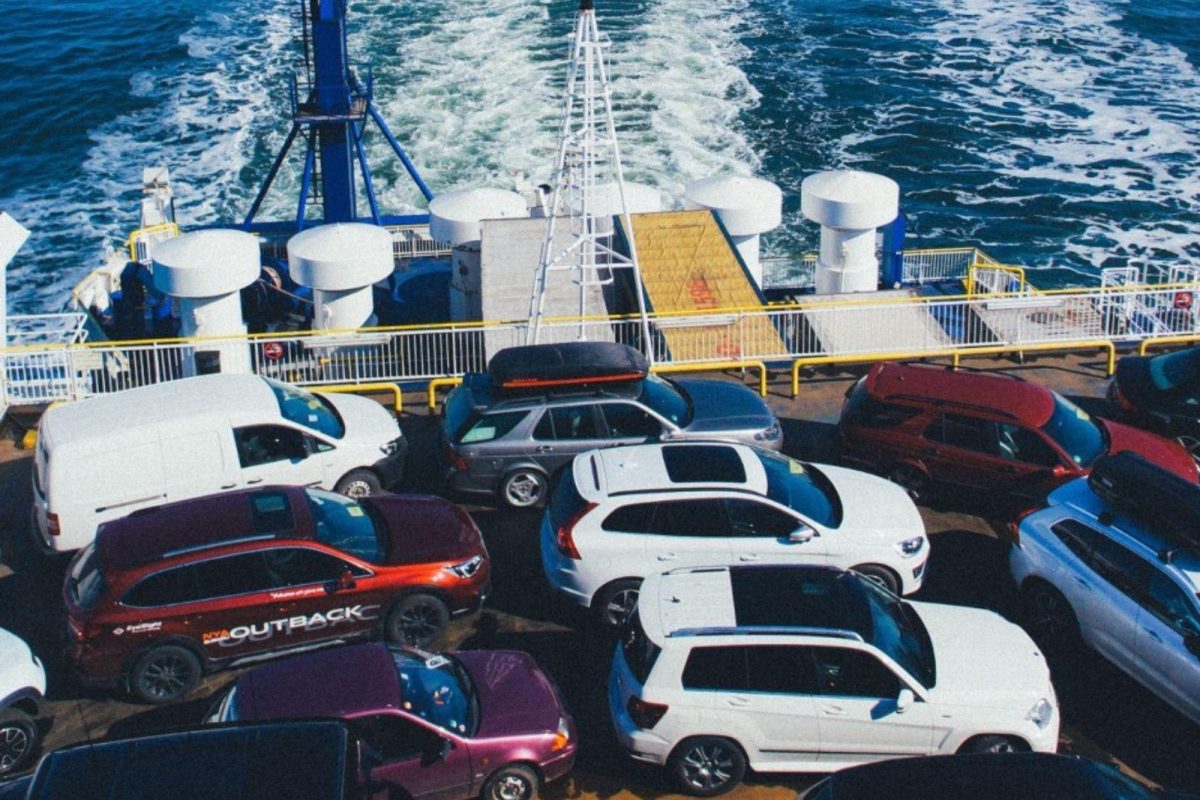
1110;346;1200;459
797;753;1198;800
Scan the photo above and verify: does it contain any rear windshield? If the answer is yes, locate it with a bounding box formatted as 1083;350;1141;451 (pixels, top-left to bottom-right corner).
621;607;661;685
306;490;385;564
549;464;589;530
841;379;920;429
1149;348;1200;393
267;379;345;439
68;543;107;611
444;384;477;443
391;650;478;736
1041;394;1105;467
756;451;842;528
637;375;691;426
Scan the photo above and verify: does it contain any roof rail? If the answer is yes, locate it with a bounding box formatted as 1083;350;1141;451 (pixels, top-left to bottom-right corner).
665;625;864;642
158;533;279;561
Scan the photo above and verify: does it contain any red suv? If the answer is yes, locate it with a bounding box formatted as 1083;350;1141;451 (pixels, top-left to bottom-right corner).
837;362;1199;501
63;486;490;704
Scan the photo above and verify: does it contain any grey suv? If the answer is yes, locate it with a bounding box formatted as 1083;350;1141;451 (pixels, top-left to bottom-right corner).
440;344;782;508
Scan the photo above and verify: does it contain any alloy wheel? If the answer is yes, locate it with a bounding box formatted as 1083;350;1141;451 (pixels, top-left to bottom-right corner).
680;742;736;793
142;653;193;700
0;724;29;773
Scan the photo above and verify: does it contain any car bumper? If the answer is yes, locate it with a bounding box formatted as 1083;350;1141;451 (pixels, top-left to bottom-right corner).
451;578;492;618
539;745;577;784
539;520;591;607
608;664;670;765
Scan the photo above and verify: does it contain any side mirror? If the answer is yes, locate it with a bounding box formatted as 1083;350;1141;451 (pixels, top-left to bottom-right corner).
422;737;453;765
896;688;914;713
336;569;356;592
788;524;816;544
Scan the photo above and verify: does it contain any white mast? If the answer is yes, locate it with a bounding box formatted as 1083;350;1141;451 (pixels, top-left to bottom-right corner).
526;0;653;362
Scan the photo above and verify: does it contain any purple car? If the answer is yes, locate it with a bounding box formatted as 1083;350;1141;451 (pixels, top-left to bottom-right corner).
206;642;576;800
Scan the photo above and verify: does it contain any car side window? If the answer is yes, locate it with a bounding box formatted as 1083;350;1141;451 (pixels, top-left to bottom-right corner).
459;411;527;444
601;403;663;439
263;548;357;586
191;553;276;600
745;646;819;694
725;499;797;538
235;425;308;468
353;714;440;763
651;499;731;537
1051;519;1100;562
601;503;657;533
996;423;1061;467
682;647;747;691
534;405;601;441
122;566;200;607
810;646;900;699
924;413;997;456
1089;535;1153;603
1144;571;1200;637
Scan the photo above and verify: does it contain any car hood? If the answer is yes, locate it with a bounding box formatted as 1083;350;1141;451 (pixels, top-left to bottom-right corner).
817;464;925;539
676;379;777;434
369;495;487;566
913;602;1053;708
1102;417;1199;482
455;650;569;739
321;391;402;446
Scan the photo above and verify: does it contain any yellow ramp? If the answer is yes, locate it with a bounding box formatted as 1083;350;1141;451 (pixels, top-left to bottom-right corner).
629;210;787;361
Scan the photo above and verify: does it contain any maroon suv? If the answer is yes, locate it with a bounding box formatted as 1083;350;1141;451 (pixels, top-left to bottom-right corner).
837;362;1199;500
64;486;490;704
207;642;577;800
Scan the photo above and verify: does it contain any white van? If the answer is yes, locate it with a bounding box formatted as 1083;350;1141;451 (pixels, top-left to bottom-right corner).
32;375;406;553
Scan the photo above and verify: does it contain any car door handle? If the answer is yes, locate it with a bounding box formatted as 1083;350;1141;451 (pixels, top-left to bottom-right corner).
821;705;846;717
738;554;761;562
1143;627;1163;643
657;554;679;562
535;445;554;453
726;697;750;707
220;482;237;490
246;477;264;485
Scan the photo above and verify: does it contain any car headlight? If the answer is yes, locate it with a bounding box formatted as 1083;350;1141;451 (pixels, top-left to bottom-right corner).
895;536;925;558
1026;697;1053;729
551;716;571;751
444;555;484;579
754;422;782;442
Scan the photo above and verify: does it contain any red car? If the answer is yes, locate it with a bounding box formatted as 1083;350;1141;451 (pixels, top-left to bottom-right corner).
837;362;1199;501
63;486;490;704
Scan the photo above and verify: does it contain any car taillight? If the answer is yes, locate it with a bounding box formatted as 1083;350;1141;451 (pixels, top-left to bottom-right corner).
1113;384;1135;413
47;512;60;536
442;439;468;472
627;696;668;729
1008;504;1044;546
66;616;85;642
556;502;596;560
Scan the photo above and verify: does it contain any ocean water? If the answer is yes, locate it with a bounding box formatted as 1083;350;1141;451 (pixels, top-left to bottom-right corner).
2;0;1199;312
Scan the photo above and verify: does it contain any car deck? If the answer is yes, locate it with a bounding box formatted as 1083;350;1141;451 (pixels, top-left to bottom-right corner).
1;351;1198;797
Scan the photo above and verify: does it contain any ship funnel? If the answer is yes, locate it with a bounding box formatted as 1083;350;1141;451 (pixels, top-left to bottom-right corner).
801;170;899;294
287;223;394;331
685;176;782;290
429;188;527;321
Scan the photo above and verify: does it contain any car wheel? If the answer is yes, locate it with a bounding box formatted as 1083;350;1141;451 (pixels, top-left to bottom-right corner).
851;564;901;595
385;593;450;647
668;737;746;797
501;469;549;509
130;645;202;704
482;764;540;800
1021;580;1080;647
886;464;926;502
0;709;38;775
593;579;641;629
964;734;1021;754
335;469;382;499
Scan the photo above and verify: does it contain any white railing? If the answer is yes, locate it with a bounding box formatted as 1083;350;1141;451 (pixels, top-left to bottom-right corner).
7;281;1200;407
761;248;992;290
257;224;452;263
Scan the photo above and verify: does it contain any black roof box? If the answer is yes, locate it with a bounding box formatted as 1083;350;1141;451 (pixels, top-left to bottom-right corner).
487;342;649;392
1088;451;1200;552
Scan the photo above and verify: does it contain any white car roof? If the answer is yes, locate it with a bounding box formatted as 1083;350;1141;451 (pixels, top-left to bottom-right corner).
41;374;279;444
578;442;768;502
638;569;737;646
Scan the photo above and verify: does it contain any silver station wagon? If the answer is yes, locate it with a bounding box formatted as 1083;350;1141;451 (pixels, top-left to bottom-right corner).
440;343;783;508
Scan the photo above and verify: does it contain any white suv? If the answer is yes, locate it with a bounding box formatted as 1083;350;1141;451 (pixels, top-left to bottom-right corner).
540;442;928;626
0;628;46;775
610;565;1059;796
1009;452;1200;727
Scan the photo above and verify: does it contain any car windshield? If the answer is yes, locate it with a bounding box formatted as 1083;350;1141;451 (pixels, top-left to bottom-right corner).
392;649;478;737
1149;347;1200;393
756;451;842;528
638;375;692;427
305;490;385;564
267;379;345;439
1040;394;1106;467
859;577;936;689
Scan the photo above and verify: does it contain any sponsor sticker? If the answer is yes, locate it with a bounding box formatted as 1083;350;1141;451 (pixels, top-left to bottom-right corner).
114;621;163;636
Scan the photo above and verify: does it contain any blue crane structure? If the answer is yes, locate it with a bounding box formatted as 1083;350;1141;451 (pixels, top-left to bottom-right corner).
242;0;434;233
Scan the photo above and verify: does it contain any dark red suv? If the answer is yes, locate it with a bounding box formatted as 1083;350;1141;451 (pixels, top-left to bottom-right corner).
837;362;1199;501
63;486;490;704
